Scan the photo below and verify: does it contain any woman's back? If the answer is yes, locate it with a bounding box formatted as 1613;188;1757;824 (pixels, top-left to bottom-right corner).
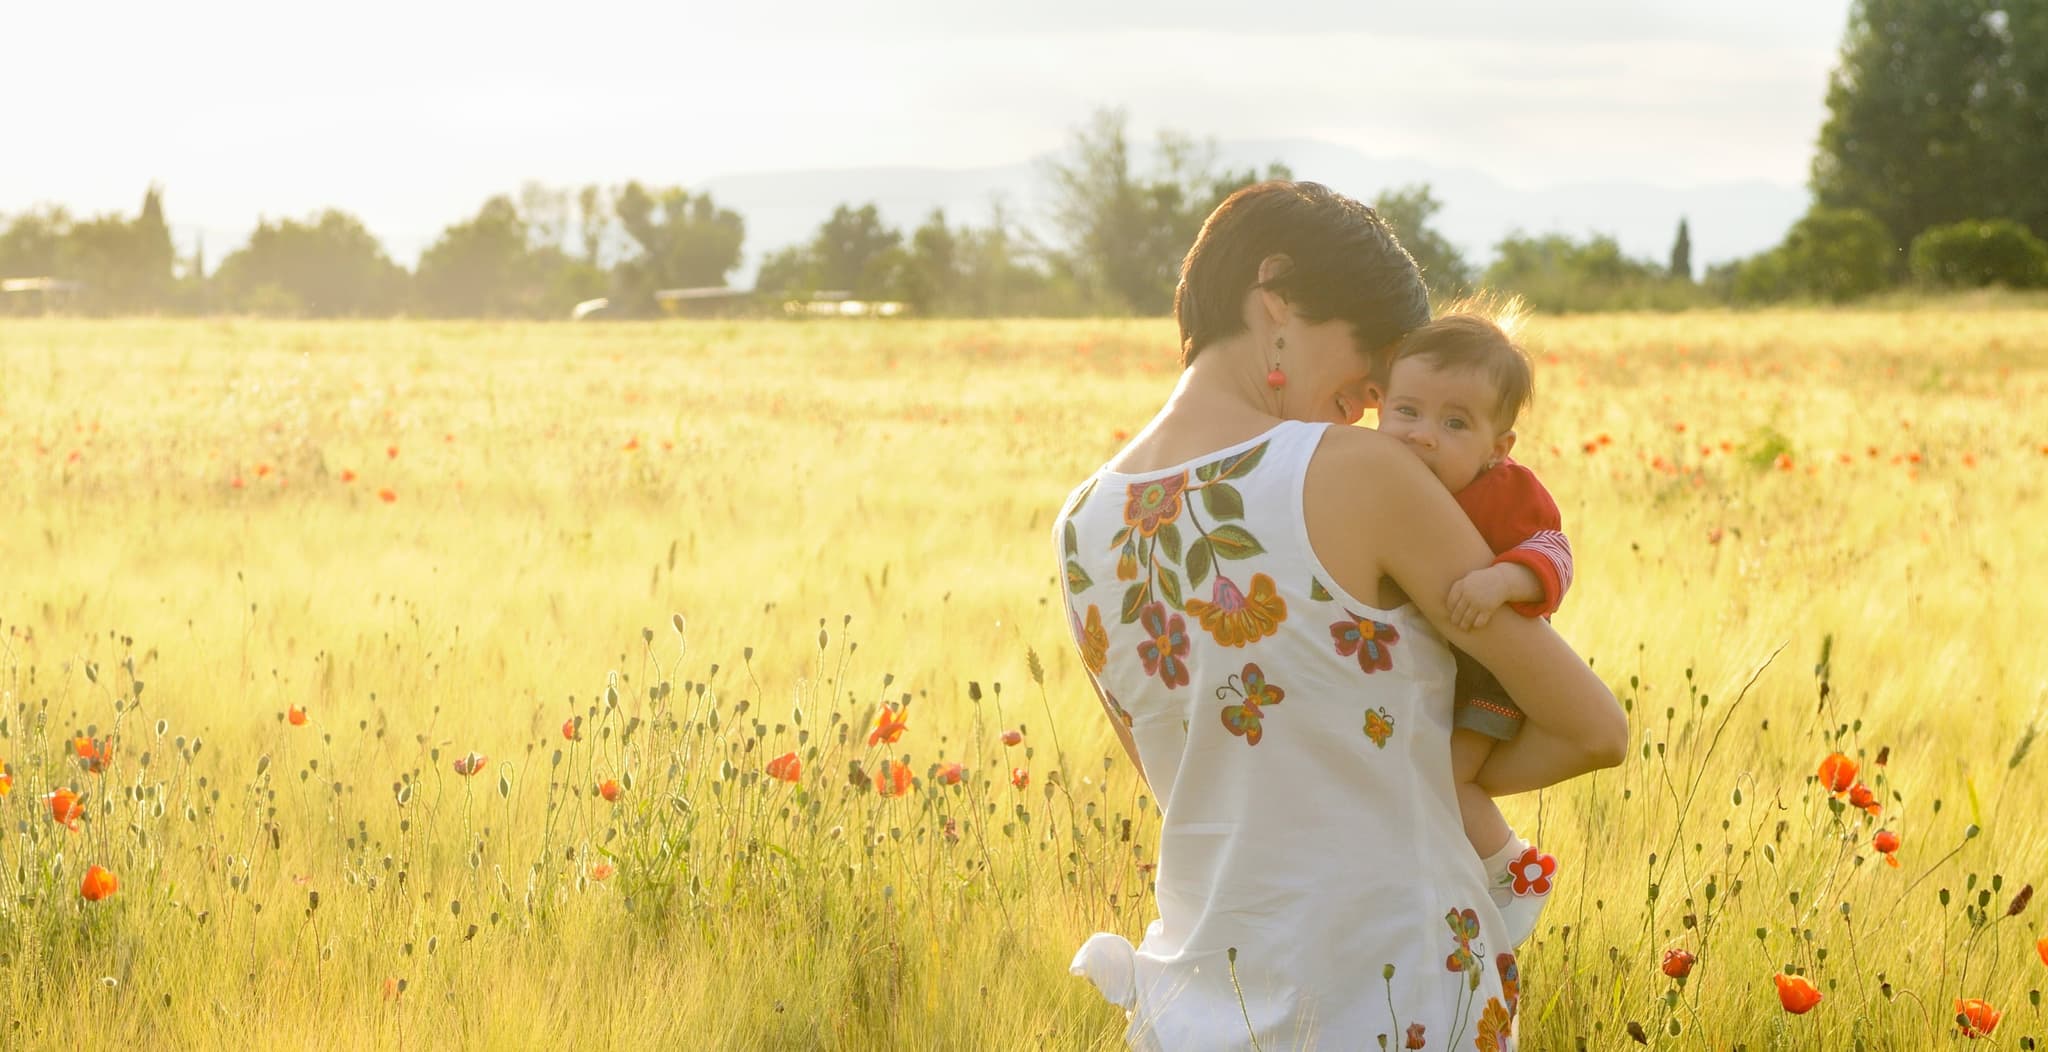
1058;420;1519;1050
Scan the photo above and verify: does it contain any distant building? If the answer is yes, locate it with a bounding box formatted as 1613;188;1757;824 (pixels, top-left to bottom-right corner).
0;277;84;314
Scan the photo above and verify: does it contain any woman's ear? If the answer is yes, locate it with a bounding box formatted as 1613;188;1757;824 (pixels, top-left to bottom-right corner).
1254;254;1294;327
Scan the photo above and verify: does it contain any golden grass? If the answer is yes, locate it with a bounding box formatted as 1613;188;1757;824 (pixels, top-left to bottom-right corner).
0;311;2044;1050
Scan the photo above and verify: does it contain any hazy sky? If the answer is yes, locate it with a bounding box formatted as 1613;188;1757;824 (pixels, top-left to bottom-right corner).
3;0;1854;259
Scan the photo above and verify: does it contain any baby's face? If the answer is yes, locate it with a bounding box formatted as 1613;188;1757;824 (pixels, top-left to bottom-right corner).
1376;358;1512;493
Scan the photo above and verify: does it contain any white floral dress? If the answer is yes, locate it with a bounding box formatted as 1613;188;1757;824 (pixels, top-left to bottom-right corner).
1055;421;1518;1052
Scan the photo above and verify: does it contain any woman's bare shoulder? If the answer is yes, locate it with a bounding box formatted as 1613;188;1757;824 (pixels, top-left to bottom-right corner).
1304;425;1440;505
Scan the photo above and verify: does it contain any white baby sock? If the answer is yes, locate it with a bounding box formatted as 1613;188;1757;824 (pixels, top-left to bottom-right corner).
1481;833;1530;907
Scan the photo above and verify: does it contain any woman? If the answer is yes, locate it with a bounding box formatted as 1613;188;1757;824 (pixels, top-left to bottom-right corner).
1054;181;1626;1050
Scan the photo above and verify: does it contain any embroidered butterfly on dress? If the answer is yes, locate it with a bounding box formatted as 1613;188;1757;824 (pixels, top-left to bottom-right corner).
1217;662;1285;746
1444;907;1482;984
1363;706;1395;748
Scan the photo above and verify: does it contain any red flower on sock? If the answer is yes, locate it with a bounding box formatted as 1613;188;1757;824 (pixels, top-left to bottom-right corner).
1509;848;1556;896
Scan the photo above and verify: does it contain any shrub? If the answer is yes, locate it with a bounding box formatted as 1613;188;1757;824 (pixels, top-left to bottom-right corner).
1909;219;2048;289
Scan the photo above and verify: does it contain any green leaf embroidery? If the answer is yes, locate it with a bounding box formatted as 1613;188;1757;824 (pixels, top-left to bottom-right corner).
1185;538;1214;589
1207;442;1269;483
1120;582;1149;625
1309;578;1333;602
1195;460;1220;483
1159;568;1184;611
1200;482;1245;521
1065;560;1093;594
1207;525;1266;561
1157;523;1184;564
1110;525;1131;550
1063;520;1079;558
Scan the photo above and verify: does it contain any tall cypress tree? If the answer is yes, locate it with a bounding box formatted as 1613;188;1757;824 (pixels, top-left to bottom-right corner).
1668;218;1692;281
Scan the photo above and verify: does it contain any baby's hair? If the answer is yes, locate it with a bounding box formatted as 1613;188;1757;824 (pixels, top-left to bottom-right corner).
1391;294;1535;430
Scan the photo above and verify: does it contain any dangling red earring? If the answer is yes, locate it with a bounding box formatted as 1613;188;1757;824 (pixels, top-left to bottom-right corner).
1266;335;1287;389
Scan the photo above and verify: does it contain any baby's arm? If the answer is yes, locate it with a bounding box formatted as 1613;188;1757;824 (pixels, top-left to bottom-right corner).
1447;463;1572;630
1447;562;1546;630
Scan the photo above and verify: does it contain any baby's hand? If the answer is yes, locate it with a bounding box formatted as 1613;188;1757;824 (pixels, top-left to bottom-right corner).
1447;566;1514;631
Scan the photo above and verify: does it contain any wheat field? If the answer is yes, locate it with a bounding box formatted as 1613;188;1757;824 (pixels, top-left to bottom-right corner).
0;311;2044;1050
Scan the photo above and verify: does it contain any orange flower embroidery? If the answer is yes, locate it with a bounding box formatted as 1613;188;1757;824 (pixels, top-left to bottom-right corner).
1183;573;1287;648
1122;473;1188;537
1078;605;1108;676
1473;995;1512;1050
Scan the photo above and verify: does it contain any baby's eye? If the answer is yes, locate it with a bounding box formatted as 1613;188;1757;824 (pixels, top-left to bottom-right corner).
1395;405;1419;417
1446;417;1468;430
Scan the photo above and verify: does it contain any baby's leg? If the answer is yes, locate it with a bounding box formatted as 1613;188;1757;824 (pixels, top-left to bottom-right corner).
1452;727;1514;857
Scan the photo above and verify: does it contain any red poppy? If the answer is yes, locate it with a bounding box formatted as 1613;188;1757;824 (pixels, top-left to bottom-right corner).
935;762;964;785
867;705;909;747
287;705;308;726
621;436;640;452
1817;752;1857;794
73;735;111;773
1661;949;1696;979
254;463;271;478
1001;729;1023;747
1404;1022;1426;1049
46;788;83;829
874;759;912;797
562;717;580;741
387;445;399;459
1872;828;1901;867
2036;935;2047;967
765;751;802;783
339;469;357;483
1775;453;1795;472
1846;782;1880;816
1775;973;1822;1014
589;862;614;881
598;778;622;802
378;488;397;504
452;752;487;777
80;864;118;902
1011;767;1029;789
1955;998;2001;1038
0;767;11;797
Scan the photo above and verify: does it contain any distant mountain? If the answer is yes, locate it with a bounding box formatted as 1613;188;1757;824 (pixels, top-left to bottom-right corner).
702;137;1809;286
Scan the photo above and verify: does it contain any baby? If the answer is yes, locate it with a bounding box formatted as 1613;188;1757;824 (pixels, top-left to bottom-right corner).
1374;310;1571;948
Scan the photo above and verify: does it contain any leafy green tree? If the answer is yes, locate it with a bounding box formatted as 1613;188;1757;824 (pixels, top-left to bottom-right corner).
211;209;407;316
0;205;73;279
811;204;904;297
1909;218;2048;288
1777;207;1895;302
1044;107;1288;315
1669;217;1693;281
898;209;958;313
1483;231;1699;311
1370;184;1471;299
611;182;744;311
415;196;537;316
1813;0;2041;246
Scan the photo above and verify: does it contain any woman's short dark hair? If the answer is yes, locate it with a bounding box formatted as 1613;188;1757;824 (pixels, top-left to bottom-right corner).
1174;181;1430;369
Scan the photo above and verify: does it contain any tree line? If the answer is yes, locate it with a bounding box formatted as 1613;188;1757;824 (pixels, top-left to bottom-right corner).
6;1;2044;318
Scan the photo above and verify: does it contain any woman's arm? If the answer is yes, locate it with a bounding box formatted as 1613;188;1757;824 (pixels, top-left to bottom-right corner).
1307;430;1628;784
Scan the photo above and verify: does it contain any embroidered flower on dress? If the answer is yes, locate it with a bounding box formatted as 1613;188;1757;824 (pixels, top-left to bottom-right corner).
1496;952;1520;1019
1184;572;1287;647
1123;473;1189;537
1135;602;1191;689
1474;996;1513;1051
1331;612;1400;673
